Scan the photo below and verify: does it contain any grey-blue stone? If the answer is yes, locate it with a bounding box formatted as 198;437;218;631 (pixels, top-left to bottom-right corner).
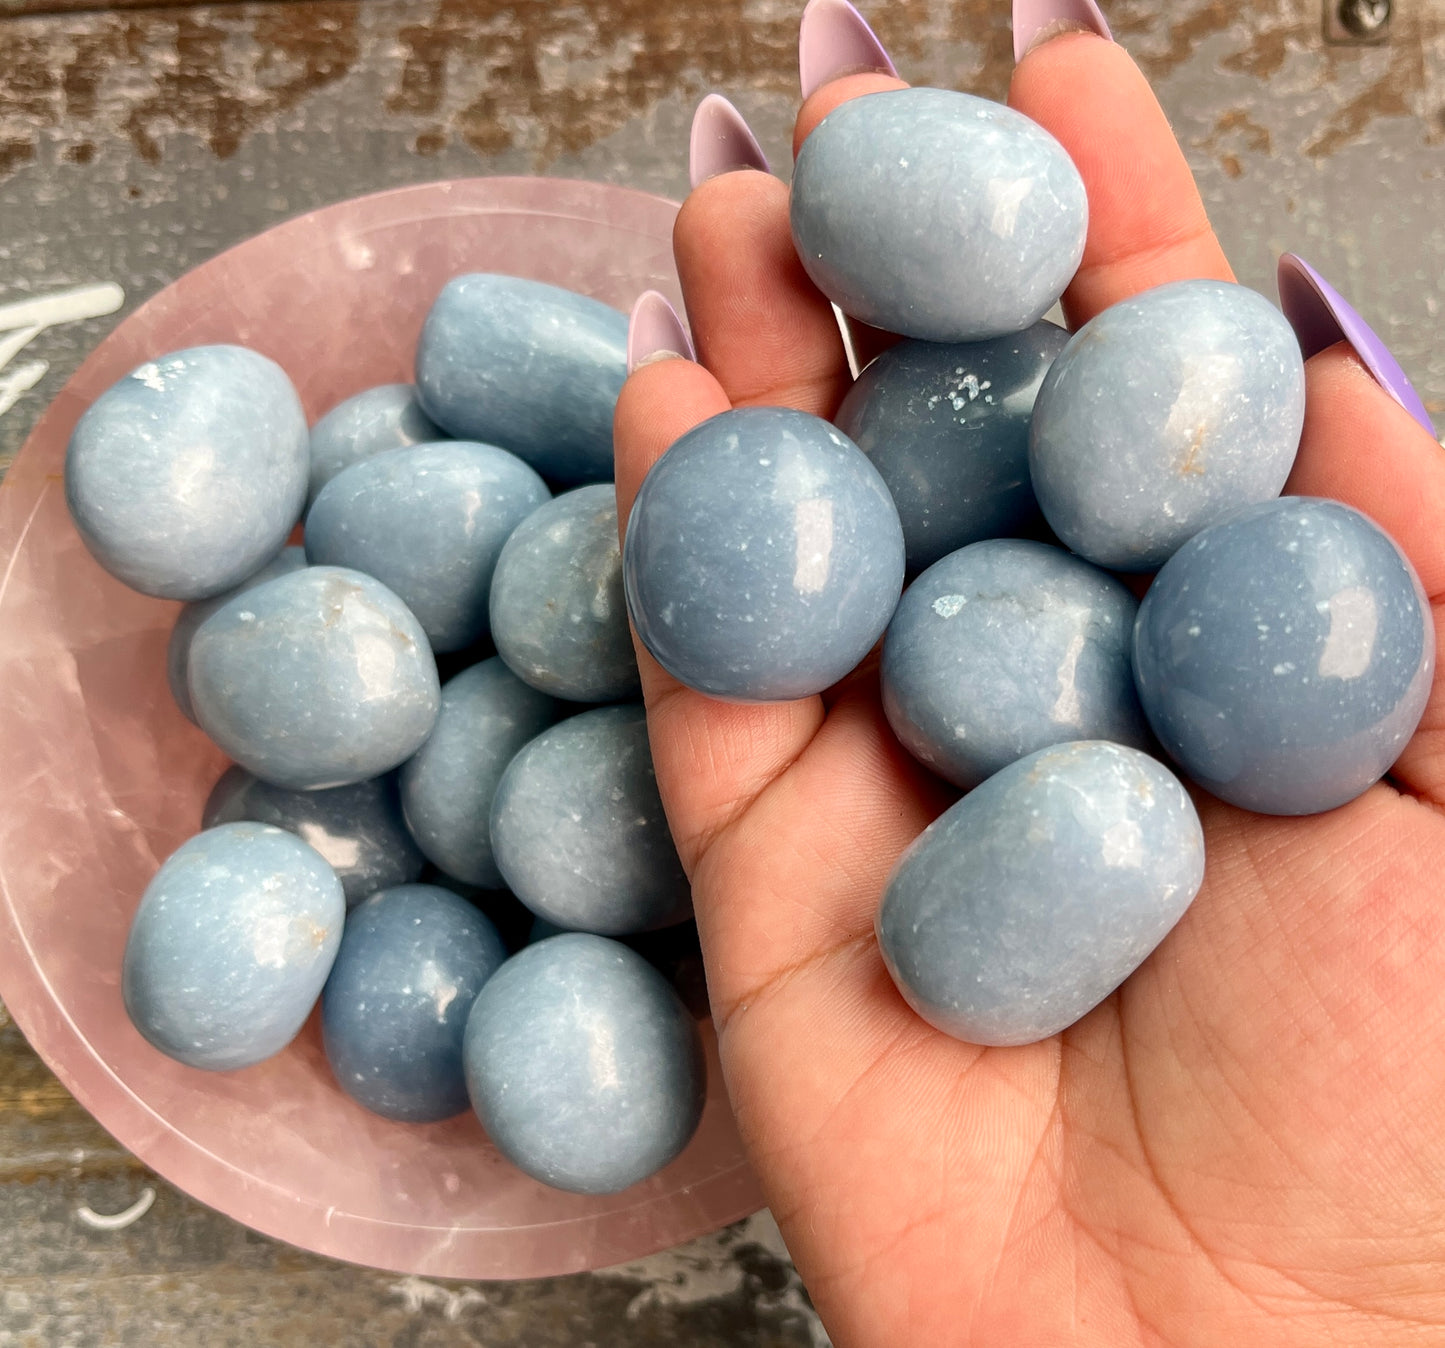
167;547;308;723
321;884;507;1122
623;407;905;702
834;324;1067;573
490;484;640;702
122;822;345;1070
1133;497;1434;815
462;934;706;1194
1030;279;1306;571
189;566;440;790
414;274;627;485
790;88;1087;343
203;765;425;907
491;704;691;936
398;658;557;887
877;741;1205;1047
882;540;1150;790
65;345;309;600
308;383;444;508
305;441;549;654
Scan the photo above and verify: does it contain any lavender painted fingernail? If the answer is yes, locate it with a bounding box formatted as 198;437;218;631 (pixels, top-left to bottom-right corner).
1012;0;1113;62
689;95;769;189
627;291;695;375
1277;254;1435;435
799;0;897;100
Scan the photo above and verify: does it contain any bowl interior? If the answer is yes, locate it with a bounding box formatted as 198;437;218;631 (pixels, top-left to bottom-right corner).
0;177;761;1279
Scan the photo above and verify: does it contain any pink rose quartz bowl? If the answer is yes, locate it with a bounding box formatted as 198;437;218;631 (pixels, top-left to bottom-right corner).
0;177;762;1279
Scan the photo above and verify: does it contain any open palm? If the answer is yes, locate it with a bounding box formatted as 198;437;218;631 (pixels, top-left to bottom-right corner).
615;31;1445;1348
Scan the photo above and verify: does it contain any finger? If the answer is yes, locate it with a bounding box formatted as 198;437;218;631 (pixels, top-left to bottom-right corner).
1008;32;1234;326
612;357;827;873
1282;344;1445;804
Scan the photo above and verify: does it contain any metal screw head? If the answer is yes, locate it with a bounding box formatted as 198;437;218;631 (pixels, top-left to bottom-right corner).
1338;0;1391;39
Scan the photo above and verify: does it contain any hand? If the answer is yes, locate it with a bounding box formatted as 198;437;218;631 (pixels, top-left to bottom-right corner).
613;23;1445;1348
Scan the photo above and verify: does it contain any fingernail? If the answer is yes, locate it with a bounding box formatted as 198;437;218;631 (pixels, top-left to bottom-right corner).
1277;253;1435;435
799;0;898;101
1012;0;1113;62
689;94;770;190
627;290;695;375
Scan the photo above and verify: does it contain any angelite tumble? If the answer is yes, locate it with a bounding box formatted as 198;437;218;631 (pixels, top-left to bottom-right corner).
65;345;309;600
305;440;550;653
188;566;440;790
624;407;905;702
307;383;444;507
790;88;1087;342
1133;497;1434;815
322;885;507;1122
833;323;1068;572
123;823;345;1071
1030;279;1306;571
882;540;1150;790
463;934;706;1195
415;273;628;485
878;742;1206;1047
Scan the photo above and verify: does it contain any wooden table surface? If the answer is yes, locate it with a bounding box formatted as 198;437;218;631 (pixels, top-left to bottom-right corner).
2;0;1442;1342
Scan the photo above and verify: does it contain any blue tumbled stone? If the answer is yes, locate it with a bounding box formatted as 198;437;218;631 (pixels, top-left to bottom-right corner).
122;822;345;1070
1133;497;1434;815
834;324;1068;572
414;274;627;485
1030;279;1306;571
882;540;1149;789
189;566;440;790
321;884;507;1122
167;547;308;723
490;484;640;703
398;658;557;887
790;88;1087;343
462;933;706;1194
623;407;905;702
878;742;1205;1046
203;765;425;907
492;704;691;936
305;440;550;653
308;383;444;507
65;345;309;600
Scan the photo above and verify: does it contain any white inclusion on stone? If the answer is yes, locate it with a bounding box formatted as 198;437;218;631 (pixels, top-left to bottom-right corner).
1161;350;1242;457
352;629;402;701
417;959;459;1021
792;498;834;595
296;821;363;870
1050;632;1086;725
460;488;483;530
169;444;217;503
132;361;168;393
251;910;295;968
932;594;967;619
586;1012;621;1092
1100;817;1144;868
1318;585;1378;679
985;177;1033;238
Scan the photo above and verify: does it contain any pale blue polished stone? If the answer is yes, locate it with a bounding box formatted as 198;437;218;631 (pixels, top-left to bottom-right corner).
834;323;1068;572
321;884;507;1122
790;88;1087;343
878;742;1205;1047
189;566;440;790
624;407;905;702
1133;497;1434;815
305;441;549;653
462;934;705;1195
882;540;1149;789
65;345;309;600
167;547;307;723
1030;279;1306;571
398;658;557;887
414;274;627;485
491;705;691;936
203;765;425;907
123;822;345;1070
490;484;640;702
307;383;444;507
